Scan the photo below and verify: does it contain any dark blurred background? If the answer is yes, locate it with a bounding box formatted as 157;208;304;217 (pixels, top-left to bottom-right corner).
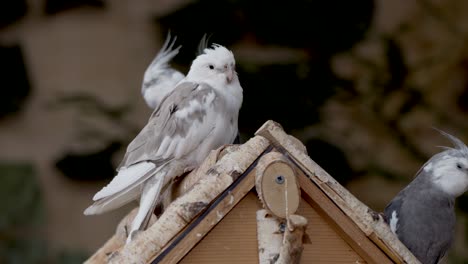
0;0;467;263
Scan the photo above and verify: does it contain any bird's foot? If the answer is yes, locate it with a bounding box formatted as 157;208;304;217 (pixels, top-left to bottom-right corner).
367;208;384;221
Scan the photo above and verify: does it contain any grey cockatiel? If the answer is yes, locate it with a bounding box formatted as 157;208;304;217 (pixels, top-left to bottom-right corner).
384;131;468;264
84;41;242;244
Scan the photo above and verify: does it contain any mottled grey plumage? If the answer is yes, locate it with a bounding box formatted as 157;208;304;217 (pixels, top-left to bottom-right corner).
384;131;468;264
121;82;221;168
85;43;243;244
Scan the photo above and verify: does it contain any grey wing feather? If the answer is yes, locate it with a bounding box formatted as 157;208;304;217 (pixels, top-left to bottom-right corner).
86;81;222;216
120;82;217;168
384;171;455;264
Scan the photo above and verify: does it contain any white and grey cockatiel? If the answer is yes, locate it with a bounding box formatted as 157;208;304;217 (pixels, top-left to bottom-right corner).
84;37;242;244
384;131;468;264
141;33;241;144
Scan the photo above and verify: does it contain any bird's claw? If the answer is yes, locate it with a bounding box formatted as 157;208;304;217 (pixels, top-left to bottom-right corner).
367;208;383;221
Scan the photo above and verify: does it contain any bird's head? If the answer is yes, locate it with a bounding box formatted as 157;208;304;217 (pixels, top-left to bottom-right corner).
424;130;468;197
186;44;238;87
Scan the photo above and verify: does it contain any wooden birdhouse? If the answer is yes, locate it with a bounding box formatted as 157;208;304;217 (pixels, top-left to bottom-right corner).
85;120;421;264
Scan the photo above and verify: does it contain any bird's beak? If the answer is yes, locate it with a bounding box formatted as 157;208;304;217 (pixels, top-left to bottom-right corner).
226;69;234;83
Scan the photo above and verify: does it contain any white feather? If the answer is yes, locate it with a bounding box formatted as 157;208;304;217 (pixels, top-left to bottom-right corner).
143;72;183;108
84;186;140;215
164;137;179;159
423;162;433;172
127;174;165;243
142;34;185;109
156;136;172;157
93;161;155;201
175;99;202;119
389;210;398;234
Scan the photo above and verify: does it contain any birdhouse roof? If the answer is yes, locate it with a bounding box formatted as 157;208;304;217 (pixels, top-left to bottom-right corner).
86;120;420;264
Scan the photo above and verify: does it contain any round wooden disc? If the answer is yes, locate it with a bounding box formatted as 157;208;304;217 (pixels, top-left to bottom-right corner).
259;161;300;218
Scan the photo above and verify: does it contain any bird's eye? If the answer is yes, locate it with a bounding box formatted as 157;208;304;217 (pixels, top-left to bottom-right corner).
457;163;463;169
208;65;214;70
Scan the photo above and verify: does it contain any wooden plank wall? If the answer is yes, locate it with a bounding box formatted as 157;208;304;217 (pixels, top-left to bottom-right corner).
179;192;366;264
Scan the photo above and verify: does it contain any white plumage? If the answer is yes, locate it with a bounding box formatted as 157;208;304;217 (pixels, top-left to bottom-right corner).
84;37;243;244
92;162;155;202
141;33;185;109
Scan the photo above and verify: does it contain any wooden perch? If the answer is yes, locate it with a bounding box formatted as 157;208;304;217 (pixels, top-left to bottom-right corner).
278;214;308;264
161;145;233;210
256;210;308;264
256;209;284;264
101;135;270;264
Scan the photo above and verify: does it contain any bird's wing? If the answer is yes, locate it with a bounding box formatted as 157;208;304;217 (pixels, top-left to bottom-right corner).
121;81;223;168
385;171;456;264
85;82;225;214
142;33;185;109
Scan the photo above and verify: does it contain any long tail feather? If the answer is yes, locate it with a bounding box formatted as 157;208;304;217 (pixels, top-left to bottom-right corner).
126;172;166;244
83;186;140;215
83;162;158;215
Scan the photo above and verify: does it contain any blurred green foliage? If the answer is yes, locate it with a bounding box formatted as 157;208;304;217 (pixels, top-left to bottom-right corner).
0;162;90;263
0;162;42;231
55;250;89;264
0;162;45;264
0;239;46;264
